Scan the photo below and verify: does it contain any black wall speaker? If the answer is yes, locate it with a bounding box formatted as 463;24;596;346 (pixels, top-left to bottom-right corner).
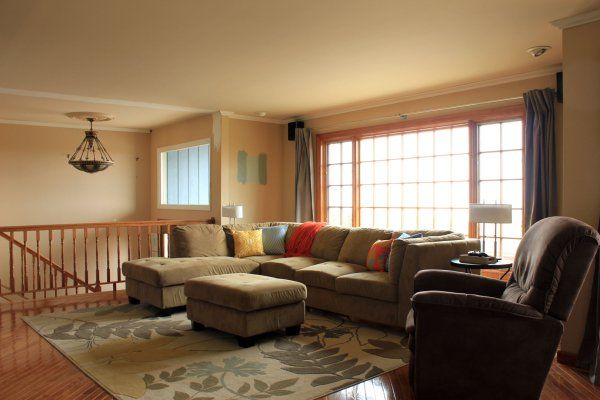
556;72;563;103
287;121;304;141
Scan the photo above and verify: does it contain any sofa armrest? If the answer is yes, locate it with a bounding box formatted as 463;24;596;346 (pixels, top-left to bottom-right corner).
395;238;480;328
414;270;506;298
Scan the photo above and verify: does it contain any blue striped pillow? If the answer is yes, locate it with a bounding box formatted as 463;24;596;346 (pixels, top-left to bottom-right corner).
261;225;288;255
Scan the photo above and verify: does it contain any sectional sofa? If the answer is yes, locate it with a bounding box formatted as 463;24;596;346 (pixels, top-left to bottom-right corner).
123;222;479;329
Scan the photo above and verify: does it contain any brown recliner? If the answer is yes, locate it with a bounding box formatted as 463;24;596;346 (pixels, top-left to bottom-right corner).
406;216;600;400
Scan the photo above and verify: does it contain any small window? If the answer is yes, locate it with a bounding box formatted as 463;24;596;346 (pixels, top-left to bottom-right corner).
158;139;210;209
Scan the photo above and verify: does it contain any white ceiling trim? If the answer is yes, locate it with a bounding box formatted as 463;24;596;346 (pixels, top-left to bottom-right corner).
289;65;562;123
551;9;600;29
0;87;213;113
227;114;286;124
0;119;150;133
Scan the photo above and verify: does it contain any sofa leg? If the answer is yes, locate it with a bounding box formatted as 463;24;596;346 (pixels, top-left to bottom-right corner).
238;336;256;348
128;296;140;305
191;321;205;331
285;325;301;336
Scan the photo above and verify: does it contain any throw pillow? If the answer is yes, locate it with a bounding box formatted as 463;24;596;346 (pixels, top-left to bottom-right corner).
366;239;393;272
261;225;288;255
231;230;265;258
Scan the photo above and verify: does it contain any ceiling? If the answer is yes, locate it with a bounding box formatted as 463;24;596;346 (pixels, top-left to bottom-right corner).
0;0;598;130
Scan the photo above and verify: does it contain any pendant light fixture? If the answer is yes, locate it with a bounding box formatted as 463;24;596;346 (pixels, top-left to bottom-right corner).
66;112;115;173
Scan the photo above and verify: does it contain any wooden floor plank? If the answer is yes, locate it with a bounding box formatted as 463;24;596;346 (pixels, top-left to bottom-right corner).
1;291;599;399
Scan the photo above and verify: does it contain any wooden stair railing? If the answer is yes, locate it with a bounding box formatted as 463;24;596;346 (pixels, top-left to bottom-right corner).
0;218;215;301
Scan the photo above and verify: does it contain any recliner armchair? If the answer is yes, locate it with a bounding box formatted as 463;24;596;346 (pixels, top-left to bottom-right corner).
406;216;600;400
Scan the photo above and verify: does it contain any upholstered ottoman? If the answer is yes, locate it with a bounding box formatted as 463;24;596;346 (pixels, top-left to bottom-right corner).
185;273;307;347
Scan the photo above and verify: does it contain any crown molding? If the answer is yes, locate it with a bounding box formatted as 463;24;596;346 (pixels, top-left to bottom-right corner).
289;65;562;123
0;119;150;133
0;87;213;113
227;114;286;124
551;9;600;29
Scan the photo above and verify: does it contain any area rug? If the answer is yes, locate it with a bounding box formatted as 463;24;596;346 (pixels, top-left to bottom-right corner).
23;304;409;400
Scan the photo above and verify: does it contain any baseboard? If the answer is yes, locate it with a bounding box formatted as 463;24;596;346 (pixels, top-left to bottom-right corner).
556;350;577;366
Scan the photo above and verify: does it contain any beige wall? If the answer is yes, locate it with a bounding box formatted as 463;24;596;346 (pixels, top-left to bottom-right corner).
0;123;150;226
149;114;287;224
226;118;286;223
559;20;600;355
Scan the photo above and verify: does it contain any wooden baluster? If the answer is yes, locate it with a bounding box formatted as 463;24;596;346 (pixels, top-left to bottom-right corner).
137;226;142;259
116;227;122;282
147;226;152;258
84;228;89;293
60;229;66;295
9;232;15;293
106;226;111;284
72;229;78;294
127;227;131;261
167;225;172;258
35;230;41;298
23;231;28;293
49;230;56;296
94;227;100;290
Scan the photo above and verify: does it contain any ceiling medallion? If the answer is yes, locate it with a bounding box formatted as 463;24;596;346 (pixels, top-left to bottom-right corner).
66;112;115;173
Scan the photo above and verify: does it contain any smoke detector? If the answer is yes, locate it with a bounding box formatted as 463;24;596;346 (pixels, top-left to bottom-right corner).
526;46;551;58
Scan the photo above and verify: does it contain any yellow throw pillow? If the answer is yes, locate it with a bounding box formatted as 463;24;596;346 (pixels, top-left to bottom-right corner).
231;230;265;258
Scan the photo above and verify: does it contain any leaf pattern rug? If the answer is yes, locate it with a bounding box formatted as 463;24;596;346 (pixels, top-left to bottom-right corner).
22;304;408;400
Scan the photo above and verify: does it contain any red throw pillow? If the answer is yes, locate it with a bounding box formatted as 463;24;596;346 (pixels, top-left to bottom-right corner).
366;239;393;272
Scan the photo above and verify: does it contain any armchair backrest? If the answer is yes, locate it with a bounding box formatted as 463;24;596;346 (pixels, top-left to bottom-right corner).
502;216;600;321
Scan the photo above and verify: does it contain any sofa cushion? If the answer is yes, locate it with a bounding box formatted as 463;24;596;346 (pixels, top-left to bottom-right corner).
335;272;398;302
261;225;288;255
366;239;393;271
185;273;307;312
122;256;259;287
338;228;393;265
169;224;228;258
222;223;273;256
310;225;350;261
392;230;453;238
244;255;284;264
295;261;367;291
260;257;324;280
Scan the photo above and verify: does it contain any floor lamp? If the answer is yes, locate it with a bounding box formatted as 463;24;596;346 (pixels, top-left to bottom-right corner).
469;204;512;258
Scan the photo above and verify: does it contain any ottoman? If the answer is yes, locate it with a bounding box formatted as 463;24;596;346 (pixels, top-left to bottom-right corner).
185;273;307;347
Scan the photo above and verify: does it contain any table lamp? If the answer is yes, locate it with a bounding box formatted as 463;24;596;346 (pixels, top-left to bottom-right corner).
222;204;243;224
469;203;512;258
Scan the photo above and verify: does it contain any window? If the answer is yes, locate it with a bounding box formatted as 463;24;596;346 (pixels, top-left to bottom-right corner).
158;139;210;209
357;125;470;234
477;120;524;258
317;107;525;259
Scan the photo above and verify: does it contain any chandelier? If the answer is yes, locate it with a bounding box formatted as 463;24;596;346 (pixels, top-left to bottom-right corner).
66;112;115;173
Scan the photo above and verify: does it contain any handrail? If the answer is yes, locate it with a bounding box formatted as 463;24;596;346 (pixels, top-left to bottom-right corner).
0;218;215;301
0;218;216;232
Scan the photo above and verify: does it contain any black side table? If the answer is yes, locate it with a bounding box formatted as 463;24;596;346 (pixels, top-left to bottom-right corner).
450;258;513;280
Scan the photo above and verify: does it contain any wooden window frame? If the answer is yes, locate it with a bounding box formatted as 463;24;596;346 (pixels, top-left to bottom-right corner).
315;104;526;238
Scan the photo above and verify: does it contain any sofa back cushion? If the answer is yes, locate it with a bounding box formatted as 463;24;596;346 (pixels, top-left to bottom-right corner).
222;223;272;256
338;228;393;265
387;233;464;281
310;225;350;260
170;224;229;258
391;229;453;238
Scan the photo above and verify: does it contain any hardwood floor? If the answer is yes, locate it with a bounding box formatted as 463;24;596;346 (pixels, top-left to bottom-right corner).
1;291;598;400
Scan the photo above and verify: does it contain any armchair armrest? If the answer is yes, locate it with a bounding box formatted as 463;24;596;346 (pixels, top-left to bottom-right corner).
410;290;563;400
412;290;541;319
414;270;507;298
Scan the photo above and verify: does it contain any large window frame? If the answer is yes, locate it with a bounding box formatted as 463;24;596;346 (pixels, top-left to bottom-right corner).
157;138;211;211
316;105;525;242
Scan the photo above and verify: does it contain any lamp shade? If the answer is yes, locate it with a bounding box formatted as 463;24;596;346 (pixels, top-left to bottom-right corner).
222;205;243;219
469;204;512;223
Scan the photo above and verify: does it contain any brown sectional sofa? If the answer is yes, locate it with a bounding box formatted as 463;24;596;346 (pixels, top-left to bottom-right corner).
123;222;479;329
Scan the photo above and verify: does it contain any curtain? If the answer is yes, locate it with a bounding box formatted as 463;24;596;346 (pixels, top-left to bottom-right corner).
523;88;557;229
295;128;314;222
577;218;600;386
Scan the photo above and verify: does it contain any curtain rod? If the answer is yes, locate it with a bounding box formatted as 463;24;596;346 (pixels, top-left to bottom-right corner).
313;96;523;133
